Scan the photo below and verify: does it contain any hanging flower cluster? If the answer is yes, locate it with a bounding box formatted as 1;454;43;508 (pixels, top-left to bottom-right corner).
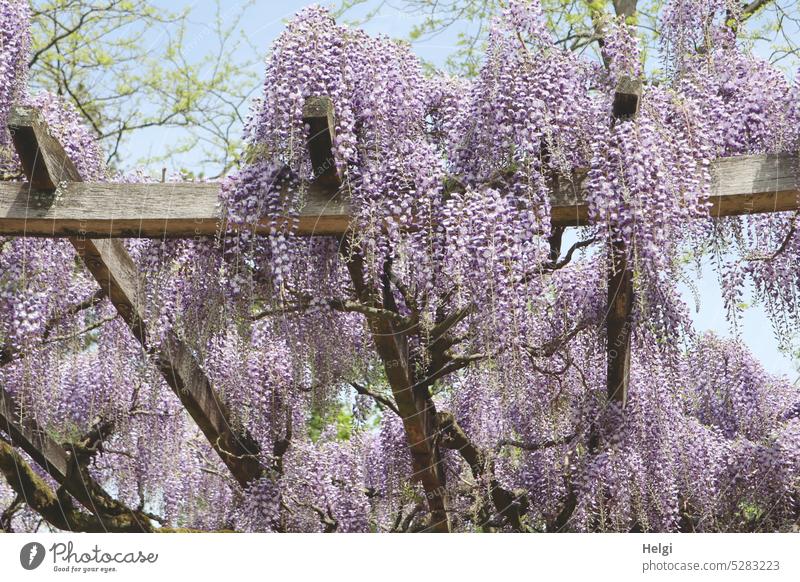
0;0;29;175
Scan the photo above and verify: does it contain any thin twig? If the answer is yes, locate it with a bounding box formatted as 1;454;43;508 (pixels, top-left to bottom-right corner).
43;315;118;345
349;382;399;415
495;433;576;453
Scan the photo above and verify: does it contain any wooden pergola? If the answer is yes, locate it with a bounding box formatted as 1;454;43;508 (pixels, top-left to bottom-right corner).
0;85;798;531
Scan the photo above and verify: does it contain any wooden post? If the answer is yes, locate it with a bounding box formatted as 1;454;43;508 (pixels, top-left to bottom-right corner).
612;76;642;118
606;77;642;406
303;96;341;188
8;107;265;488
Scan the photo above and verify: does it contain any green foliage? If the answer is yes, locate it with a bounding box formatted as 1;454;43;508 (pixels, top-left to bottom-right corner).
739;502;765;524
308;404;356;442
338;0;800;77
28;0;260;176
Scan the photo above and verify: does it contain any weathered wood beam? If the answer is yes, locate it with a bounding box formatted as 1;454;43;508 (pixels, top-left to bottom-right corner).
611;76;642;118
304;96;342;188
1;152;797;238
605;79;642;406
0;386;150;531
0;180;350;237
8;107;82;190
0;418;158;532
0;387;70;484
8;106;265;488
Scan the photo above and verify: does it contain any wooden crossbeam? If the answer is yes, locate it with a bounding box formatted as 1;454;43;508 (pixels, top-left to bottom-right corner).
0;180;349;237
2;101;798;491
0;154;797;239
8;106;265;488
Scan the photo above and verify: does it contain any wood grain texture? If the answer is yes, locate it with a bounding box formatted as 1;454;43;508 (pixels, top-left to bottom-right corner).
8;106;82;189
69;238;264;487
612;76;642;118
0;181;351;237
1;154;797;237
305;99;449;531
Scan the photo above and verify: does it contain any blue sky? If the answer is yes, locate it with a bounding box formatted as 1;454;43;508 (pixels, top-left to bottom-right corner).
127;1;798;381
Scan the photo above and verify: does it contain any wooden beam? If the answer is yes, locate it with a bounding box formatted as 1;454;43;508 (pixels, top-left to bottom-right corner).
611;76;642;118
606;241;632;405
0;387;70;484
1;152;797;238
8;106;82;191
0;180;350;237
303;96;341;188
0;386;140;527
604;78;643;406
8;107;265;488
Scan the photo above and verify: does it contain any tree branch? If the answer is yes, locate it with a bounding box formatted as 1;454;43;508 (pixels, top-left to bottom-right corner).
349;382;399;415
746;210;798;261
525;322;589;359
251;296;412;327
495;434;576;453
437;412;529;532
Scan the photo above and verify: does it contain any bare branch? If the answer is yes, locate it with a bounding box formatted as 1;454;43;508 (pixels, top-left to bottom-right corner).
495;434;576;453
746;211;798;262
349;382;400;415
251;295;412;328
43;315;118;345
526;322;589;359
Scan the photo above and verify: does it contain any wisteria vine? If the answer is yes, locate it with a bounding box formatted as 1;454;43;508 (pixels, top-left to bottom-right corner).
0;0;799;533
